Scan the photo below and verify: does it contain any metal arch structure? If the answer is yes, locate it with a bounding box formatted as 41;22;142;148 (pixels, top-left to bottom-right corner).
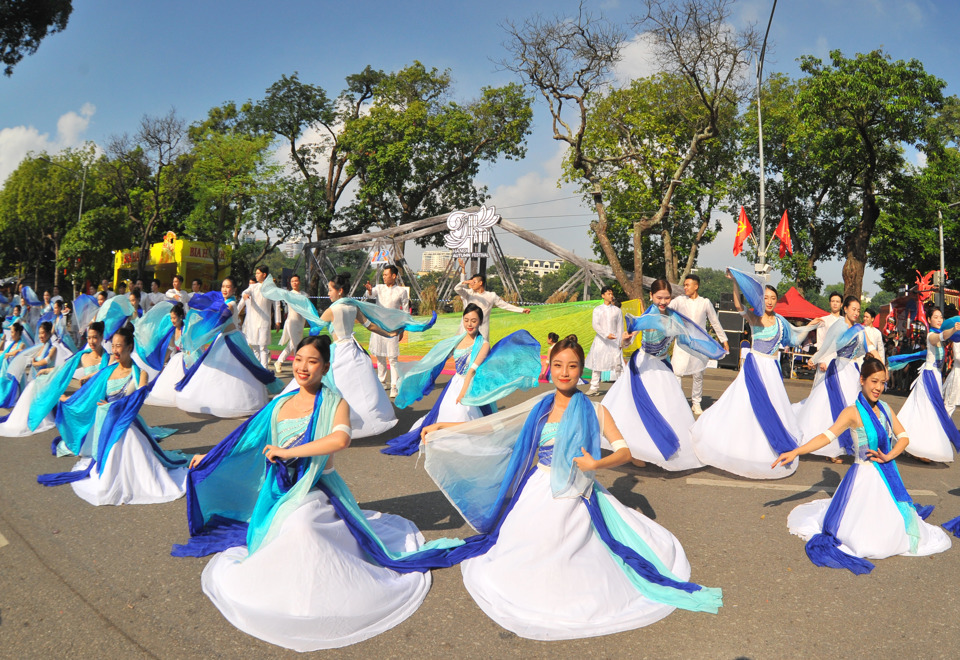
297;207;675;303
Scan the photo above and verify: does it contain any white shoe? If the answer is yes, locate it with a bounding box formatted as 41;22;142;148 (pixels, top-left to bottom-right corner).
587;390;601;397
274;361;283;375
389;388;398;399
691;402;703;416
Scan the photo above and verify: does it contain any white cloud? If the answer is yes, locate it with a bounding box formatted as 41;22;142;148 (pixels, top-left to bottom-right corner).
0;104;96;186
615;32;659;84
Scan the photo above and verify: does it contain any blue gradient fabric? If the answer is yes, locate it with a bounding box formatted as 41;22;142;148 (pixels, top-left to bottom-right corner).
95;295;134;340
28;348;109;431
133;300;176;371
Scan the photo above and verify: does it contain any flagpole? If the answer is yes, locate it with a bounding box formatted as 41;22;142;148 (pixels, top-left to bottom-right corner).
755;0;777;281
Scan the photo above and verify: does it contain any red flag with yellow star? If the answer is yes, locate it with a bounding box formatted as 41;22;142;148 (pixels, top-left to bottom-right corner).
774;210;793;257
733;206;753;256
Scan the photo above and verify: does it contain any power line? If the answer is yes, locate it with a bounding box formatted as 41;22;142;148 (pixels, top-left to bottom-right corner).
495;195;581;209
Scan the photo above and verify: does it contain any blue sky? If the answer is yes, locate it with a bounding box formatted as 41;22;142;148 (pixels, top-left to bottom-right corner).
1;0;957;293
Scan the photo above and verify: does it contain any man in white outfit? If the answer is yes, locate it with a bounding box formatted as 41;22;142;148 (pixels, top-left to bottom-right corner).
274;274;308;374
810;291;843;381
668;273;729;415
165;274;191;306
241;265;272;368
363;265;409;397
862;307;885;364
454;260;530;340
585;286;626;396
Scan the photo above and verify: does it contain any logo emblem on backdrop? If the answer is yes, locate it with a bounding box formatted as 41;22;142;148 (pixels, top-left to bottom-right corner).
444;205;501;258
370;248;391;265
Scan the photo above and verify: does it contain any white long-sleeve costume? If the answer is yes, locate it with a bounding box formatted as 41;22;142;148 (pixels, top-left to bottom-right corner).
274;289;308;366
240;283;272;367
584;302;624;393
453;280;524;340
364;284;409;392
668;295;728;406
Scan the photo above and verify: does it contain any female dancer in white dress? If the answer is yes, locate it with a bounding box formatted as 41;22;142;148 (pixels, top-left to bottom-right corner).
772;357;950;573
38;324;189;504
176;277;283;418
944;338;960;418
178;336;442;652
601;279;723;471
145;303;186;407
309;273;398;438
794;296;880;462
896;308;960;462
424;335;722;641
690;269;821;479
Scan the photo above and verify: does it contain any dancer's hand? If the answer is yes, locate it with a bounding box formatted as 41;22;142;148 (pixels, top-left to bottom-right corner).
771;449;799;469
456;387;468;404
188;453;206;469
865;448;891;463
263;445;289;463
573;447;599;471
420;423;441;441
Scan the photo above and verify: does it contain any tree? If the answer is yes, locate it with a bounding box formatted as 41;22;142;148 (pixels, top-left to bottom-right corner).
0;0;72;76
502;0;756;298
340;62;532;238
796;49;945;298
567;72;741;283
103;110;190;279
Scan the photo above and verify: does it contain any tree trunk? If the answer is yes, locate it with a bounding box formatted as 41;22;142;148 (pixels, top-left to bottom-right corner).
53;240;60;288
662;228;677;284
842;191;880;299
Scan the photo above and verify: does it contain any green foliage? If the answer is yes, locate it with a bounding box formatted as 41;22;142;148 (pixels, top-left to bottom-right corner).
0;0;72;76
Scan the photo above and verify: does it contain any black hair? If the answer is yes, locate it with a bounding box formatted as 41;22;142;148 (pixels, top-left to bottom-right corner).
222;276;237;292
88;321;105;336
13;305;21;314
256;264;269;276
129;289;141;302
152;278;161;287
548;334;585;367
765;284;778;296
330;272;350;292
842;295;859;312
115;323;135;348
53;299;63;309
865;307;878;318
170;302;185;320
684;273;701;284
471;273;487;287
173;274;184;283
829;291;842;302
39;321;53;335
462;303;484;323
861;356;886;381
547;332;560;343
383;264;399;276
650;279;671;296
43;289;51;296
11;322;22;335
296;334;332;365
600;285;614;296
96;291;107;300
192;278;202;286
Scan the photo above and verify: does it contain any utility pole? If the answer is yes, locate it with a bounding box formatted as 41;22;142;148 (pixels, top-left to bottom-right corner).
754;0;778;281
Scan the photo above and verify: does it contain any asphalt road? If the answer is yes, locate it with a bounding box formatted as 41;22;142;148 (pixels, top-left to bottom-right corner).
2;369;960;659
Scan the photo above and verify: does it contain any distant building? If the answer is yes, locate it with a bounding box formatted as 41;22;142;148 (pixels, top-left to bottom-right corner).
279;239;306;259
420;250;452;274
509;255;565;277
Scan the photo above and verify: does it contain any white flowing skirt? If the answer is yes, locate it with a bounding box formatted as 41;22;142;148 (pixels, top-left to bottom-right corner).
176;334;270;418
690;351;799;479
0;379;54;436
899;368;955;462
944;366;960;415
461;468;691;640
146;353;184;407
201;489;431;652
328;339;397;438
787;463;950;559
585;336;621;372
70;425;188;506
601;354;702;470
793;358;861;458
404;371;484;438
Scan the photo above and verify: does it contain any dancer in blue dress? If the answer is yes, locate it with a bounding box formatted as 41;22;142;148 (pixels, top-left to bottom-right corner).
602;279;725;471
383;304;541;456
895;308;960;462
38;324;189;505
145;302;186;407
690;269;821;479
772;356;951;573
424;335;722;640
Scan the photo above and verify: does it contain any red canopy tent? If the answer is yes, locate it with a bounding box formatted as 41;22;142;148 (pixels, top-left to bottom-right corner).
775;286;828;320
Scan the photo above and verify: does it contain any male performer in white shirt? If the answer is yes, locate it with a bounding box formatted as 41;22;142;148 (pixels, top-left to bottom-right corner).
811;291;843;382
668;273;729;415
585;286;627;396
454;260;530;340
165;274;192;306
274;274;308;375
363;265;409;397
862;307;885;363
241;265;272;367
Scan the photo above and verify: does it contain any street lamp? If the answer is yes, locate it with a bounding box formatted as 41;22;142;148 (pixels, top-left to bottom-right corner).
754;0;778;280
939;200;960;314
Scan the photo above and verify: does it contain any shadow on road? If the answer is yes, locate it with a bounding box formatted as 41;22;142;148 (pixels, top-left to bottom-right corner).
607;474;657;519
361;490;467;532
762;467;842;508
